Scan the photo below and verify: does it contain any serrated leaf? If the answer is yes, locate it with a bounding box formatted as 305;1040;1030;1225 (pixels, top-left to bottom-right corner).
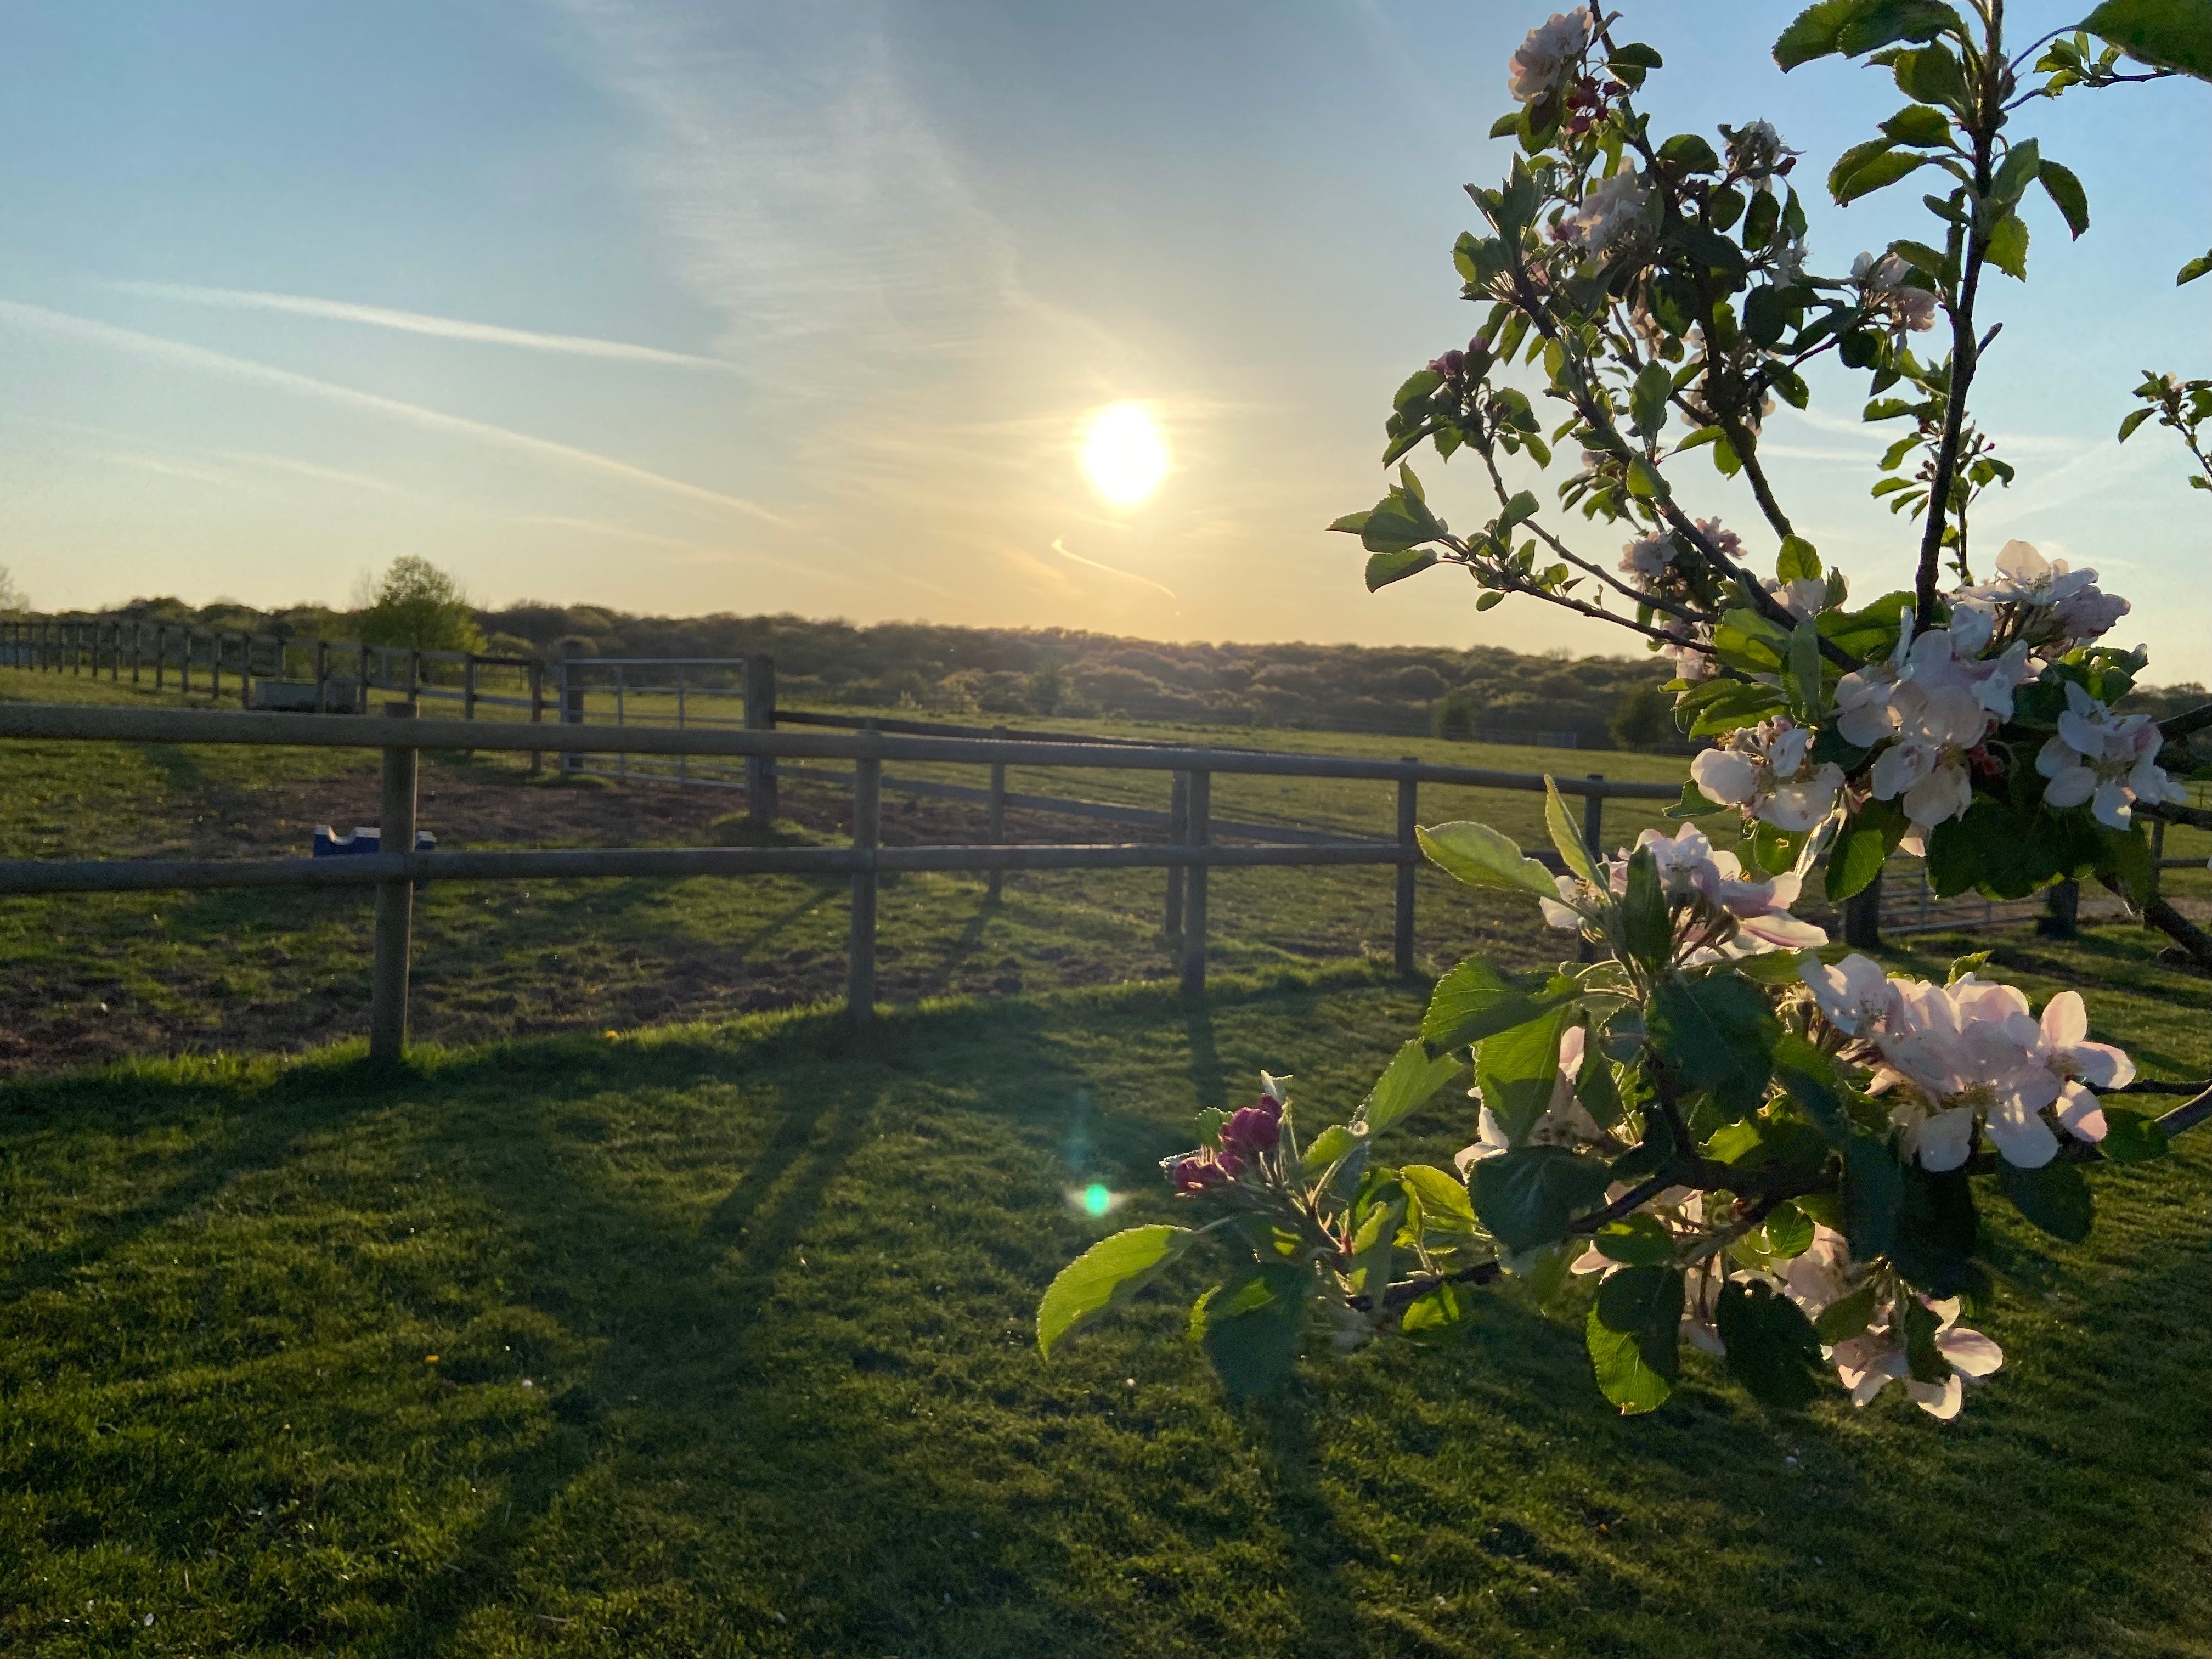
1717;1280;1824;1409
2084;0;2212;78
1878;103;1950;145
1826;798;1909;899
1421;954;1581;1055
1836;149;1930;205
1646;972;1780;1118
1593;1212;1677;1265
2038;157;2090;237
1776;534;1823;581
2098;1106;2171;1163
1474;1145;1613;1252
1476;1006;1576;1144
1192;1265;1307;1396
1986;209;2029;279
1622;846;1672;971
1586;1265;1683;1413
1544;776;1604;887
1358;1039;1464;1137
1365;547;1438;590
2117;406;2155;443
1814;1283;1880;1343
1038;1226;1195;1356
1997;1156;2093;1242
1418;820;1561;900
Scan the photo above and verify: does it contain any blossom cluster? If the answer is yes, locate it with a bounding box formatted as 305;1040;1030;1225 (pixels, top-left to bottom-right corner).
1164;1078;1288;1194
1804;955;2132;1170
1539;823;1828;964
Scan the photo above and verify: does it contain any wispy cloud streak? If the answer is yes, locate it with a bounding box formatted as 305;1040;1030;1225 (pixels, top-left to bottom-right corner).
0;299;790;526
108;281;736;370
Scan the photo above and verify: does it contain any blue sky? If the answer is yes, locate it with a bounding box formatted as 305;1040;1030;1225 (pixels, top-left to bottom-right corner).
0;2;2205;674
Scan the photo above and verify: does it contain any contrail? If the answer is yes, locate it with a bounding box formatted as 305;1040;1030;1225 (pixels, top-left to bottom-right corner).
107;280;737;370
1049;537;1178;601
0;299;788;526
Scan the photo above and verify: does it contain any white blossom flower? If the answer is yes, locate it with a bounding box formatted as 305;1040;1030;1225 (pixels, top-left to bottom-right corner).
1831;1296;2004;1418
1833;621;2031;840
1851;251;1939;332
2026;989;2135;1144
1869;973;2065;1169
1691;715;1845;832
1761;572;1838;621
1659;621;1717;682
1507;8;1593;101
1563;168;1651;253
1539;824;1826;961
2035;681;2186;830
1726;119;1788;188
1802;952;1897;1035
1455;1026;1600;1166
1619;532;1677;590
1765;228;1809;284
1951;539;2131;656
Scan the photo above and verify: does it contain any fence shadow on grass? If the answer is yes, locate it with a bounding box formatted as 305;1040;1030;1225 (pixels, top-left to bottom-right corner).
7;979;2212;1656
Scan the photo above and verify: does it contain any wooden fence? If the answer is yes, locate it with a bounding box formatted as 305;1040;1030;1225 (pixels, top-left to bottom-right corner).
0;700;1680;1062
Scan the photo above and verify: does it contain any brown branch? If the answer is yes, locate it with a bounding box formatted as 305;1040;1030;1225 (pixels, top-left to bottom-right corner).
1365;1258;1502;1314
2136;799;2212;832
2098;872;2212;974
1471;443;1714;624
2155;1083;2212;1140
2158;701;2212;742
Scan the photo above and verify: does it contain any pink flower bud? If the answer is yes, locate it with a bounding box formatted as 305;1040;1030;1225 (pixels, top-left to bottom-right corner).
1165;1153;1233;1195
1218;1097;1284;1163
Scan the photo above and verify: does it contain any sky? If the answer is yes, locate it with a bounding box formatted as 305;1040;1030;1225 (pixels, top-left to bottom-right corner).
0;1;2205;673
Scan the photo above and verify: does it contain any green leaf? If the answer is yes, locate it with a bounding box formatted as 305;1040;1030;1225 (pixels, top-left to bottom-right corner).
1665;780;1729;820
1610;41;1665;68
1786;619;1824;719
1364;547;1439;591
1775;0;1961;67
2038;157;2090;238
1417;820;1561;900
1776;534;1823;581
1888;238;1950;279
1717;1280;1825;1409
1192;1265;1307;1396
1826;798;1909;900
1358;504;1435;553
1327;511;1370;534
1594;1212;1677;1265
1358;1038;1464;1137
1037;1226;1195;1356
1835;149;1930;204
1630;362;1673;438
1625;458;1666;499
1763;1200;1817;1259
1997;1157;2094;1242
1842;1136;1905;1259
1544;776;1604;888
1476;1006;1576;1143
2117;406;2155;442
1617;850;1672;974
1892;1165;1982;1299
2084;0;2212;78
1472;1145;1612;1251
1814;1283;1880;1344
1878;103;1951;145
1400;1163;1480;1235
2098;1105;2171;1164
1586;1265;1684;1413
1299;1121;1367;1176
1646;972;1780;1118
1422;954;1581;1055
2181;249;2212;284
1986;209;2029;280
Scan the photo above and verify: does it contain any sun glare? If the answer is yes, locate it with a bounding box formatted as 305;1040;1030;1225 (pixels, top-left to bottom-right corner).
1080;402;1167;506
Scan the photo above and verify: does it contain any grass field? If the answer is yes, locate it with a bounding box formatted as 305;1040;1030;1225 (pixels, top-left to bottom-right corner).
3;948;2209;1658
6;663;2212;1654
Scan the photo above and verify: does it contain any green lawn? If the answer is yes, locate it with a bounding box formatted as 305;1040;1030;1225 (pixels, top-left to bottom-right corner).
2;944;2209;1658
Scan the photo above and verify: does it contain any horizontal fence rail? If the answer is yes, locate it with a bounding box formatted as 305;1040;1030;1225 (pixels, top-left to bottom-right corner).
0;697;1692;1061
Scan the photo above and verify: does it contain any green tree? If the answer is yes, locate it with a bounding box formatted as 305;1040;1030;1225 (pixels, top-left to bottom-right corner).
354;557;485;653
1431;689;1478;741
0;563;29;615
1026;661;1065;716
1608;683;1672;751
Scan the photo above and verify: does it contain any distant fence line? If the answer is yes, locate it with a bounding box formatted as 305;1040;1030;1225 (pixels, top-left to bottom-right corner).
0;701;1691;1062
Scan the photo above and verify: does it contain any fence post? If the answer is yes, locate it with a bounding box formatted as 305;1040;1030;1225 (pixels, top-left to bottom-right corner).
1577;775;1606;963
2147;817;2165;921
369;701;420;1064
2036;879;2080;939
560;647;585;776
463;654;478;722
849;731;883;1021
987;724;1008;900
108;622;119;680
1842;871;1883;949
240;635;253;709
357;643;371;709
528;661;545;775
210;632;222;701
1165;772;1188;935
744;655;778;825
315;641;330;713
72;621;83;676
1181;770;1211;998
130;624;142;684
1395;761;1418;976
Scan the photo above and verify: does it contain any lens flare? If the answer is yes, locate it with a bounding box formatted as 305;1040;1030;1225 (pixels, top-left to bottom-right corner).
1082;1183;1113;1217
1080;402;1168;506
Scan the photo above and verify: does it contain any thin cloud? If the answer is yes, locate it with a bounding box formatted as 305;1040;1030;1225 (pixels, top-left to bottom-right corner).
0;298;791;527
1050;536;1178;602
109;280;738;371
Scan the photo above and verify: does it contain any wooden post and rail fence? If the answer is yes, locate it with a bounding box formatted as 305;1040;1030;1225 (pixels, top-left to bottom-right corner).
0;701;1688;1063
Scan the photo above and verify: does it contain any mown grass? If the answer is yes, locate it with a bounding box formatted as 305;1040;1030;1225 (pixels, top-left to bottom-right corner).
3;943;2209;1659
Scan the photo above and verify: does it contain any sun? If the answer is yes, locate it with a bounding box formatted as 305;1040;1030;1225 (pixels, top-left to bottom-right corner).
1079;402;1168;506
